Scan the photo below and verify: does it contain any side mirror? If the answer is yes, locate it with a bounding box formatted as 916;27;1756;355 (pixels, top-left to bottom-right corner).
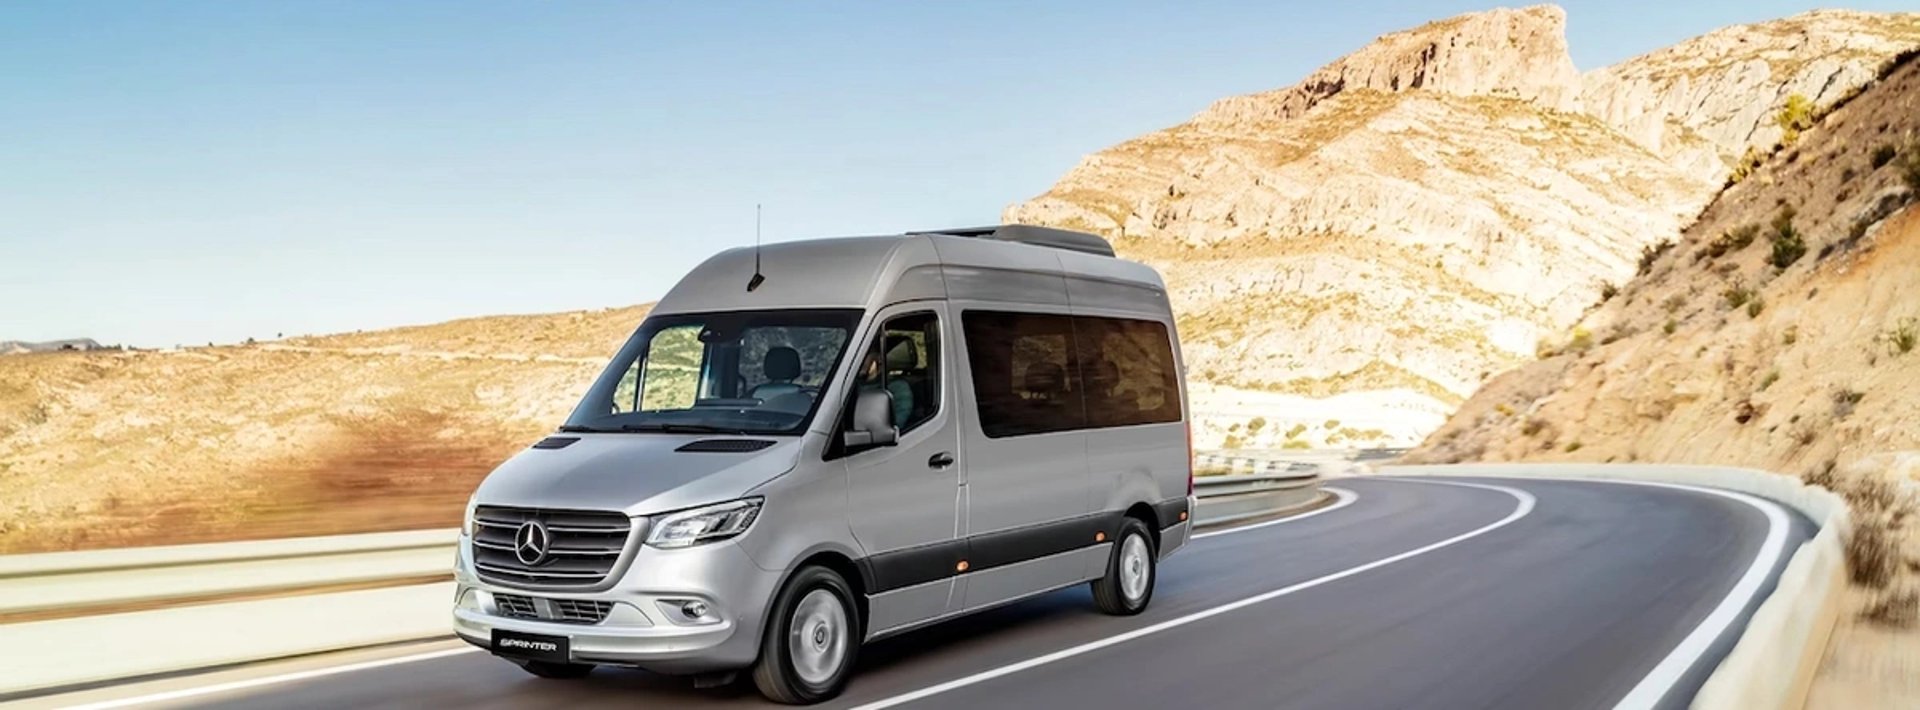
841;389;898;449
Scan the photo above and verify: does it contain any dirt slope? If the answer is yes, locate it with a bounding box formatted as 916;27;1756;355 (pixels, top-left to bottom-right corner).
0;306;649;553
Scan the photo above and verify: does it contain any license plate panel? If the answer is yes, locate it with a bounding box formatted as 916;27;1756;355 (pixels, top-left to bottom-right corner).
490;629;570;663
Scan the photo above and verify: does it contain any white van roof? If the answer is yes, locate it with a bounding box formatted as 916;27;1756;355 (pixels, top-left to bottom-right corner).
652;225;1168;318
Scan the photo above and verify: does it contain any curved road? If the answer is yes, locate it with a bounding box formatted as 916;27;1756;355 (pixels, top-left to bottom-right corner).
55;476;1812;710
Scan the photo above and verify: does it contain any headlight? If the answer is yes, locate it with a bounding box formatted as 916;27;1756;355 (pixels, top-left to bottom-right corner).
646;498;762;549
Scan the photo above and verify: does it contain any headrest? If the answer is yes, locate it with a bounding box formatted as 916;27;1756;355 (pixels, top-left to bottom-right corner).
1023;361;1065;396
1087;359;1120;389
764;346;801;381
885;335;919;371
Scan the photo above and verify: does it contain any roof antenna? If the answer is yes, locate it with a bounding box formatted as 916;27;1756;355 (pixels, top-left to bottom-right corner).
747;203;766;292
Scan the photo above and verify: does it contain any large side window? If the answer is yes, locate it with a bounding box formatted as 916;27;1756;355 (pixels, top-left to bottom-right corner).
848;312;942;433
961;311;1086;437
1074;317;1181;428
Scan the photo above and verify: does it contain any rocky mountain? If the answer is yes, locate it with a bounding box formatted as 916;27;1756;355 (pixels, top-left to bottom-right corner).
1006;5;1920;449
1584;9;1920;180
1409;51;1920;706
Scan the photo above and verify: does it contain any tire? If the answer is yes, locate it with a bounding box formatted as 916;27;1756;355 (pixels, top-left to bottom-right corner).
1092;517;1157;615
752;565;861;704
516;659;594;679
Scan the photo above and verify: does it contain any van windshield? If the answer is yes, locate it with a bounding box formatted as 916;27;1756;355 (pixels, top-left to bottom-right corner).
565;309;861;435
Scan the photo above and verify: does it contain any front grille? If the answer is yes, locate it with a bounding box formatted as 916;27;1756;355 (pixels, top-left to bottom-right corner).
472;505;634;589
492;593;614;624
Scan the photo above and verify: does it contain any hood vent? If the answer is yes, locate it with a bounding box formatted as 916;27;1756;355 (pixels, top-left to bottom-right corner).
676;439;777;453
531;436;580;450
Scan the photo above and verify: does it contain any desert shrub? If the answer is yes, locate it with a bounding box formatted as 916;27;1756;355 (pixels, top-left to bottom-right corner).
1852;520;1900;587
1520;418;1546;436
1776;94;1815;144
1783;325;1799;345
1598;281;1620;302
1759;369;1780;391
1663;294;1687;314
1281;440;1311;450
1746;297;1765;318
1769;207;1806;269
1637;240;1674;276
1663;319;1678;335
1567;327;1593;352
1221;433;1243;449
1871;144;1897;168
1563;441;1583;453
1323;419;1340;429
1727;146;1765;186
1790;421;1819;447
1833;388;1865;419
1705;223;1760;259
1903;144;1920;192
1247;416;1267;433
1865;585;1920;625
1722;279;1755;309
1886;317;1919;355
1841;165;1859;184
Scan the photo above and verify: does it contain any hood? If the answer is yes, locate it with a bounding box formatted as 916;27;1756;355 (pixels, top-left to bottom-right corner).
472;433;804;516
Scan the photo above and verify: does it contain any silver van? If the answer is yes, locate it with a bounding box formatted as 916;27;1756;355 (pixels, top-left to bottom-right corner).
452;225;1194;704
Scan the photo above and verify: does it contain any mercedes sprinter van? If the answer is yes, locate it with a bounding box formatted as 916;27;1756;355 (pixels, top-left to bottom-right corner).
452;224;1194;704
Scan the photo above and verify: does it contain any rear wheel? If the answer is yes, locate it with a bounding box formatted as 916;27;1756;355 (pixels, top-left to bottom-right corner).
516;660;594;679
753;565;861;704
1092;517;1156;615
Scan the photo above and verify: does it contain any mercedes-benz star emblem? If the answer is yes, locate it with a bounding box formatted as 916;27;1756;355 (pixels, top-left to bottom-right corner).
514;521;550;566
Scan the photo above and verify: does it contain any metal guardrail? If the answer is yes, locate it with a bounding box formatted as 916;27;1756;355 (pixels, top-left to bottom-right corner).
0;453;1332;697
0;529;456;618
2;452;1341;620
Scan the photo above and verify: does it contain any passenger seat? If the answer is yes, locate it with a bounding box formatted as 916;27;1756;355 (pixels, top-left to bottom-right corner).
751;346;804;400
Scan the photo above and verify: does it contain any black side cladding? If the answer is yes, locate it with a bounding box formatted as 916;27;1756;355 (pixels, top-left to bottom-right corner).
861;510;1169;594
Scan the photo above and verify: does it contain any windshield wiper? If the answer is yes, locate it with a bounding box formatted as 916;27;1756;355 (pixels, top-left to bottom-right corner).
557;424;615;433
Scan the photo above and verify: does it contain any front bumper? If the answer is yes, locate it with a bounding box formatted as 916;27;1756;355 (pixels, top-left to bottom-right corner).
452;534;782;674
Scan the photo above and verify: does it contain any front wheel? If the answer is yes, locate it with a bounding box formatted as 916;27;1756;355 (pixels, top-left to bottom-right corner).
753;565;861;704
1091;517;1156;615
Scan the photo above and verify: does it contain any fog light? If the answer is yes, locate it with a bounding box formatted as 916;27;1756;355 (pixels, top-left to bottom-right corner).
657;598;720;625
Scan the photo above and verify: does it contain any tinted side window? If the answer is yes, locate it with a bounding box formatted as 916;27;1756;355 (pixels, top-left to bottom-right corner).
961;311;1086;437
1074;317;1181;427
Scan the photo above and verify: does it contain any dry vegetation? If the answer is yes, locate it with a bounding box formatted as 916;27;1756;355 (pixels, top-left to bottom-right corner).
0;305;649;553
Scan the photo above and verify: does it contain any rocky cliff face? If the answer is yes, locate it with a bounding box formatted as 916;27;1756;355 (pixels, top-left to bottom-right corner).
1006;5;1920;448
1200;5;1580;126
1583;10;1920;181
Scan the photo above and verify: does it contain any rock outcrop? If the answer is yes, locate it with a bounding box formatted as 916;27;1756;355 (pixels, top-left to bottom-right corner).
1006;5;1920;447
1583;10;1920;180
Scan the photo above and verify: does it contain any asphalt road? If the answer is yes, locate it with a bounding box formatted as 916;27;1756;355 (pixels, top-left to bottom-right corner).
69;475;1811;710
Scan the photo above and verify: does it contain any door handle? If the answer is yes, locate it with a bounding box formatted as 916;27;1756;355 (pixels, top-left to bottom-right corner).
928;452;955;469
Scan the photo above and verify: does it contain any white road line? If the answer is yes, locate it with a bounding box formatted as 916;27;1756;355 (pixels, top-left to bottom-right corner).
52;486;1361;709
1192;485;1357;539
1391;474;1794;710
847;479;1536;710
59;647;480;710
1573;480;1791;710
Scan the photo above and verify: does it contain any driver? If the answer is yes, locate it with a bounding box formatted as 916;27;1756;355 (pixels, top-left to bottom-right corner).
858;348;913;428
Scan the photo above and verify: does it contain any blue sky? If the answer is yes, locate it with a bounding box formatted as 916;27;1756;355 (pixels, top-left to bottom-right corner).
3;1;1909;347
